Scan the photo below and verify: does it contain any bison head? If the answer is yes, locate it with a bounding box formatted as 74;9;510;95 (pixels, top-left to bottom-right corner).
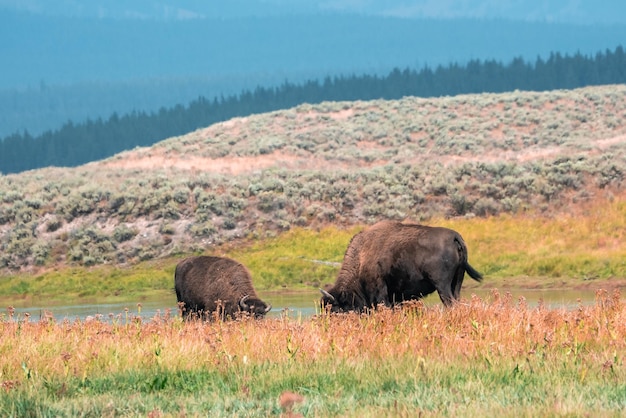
239;295;272;318
319;288;360;313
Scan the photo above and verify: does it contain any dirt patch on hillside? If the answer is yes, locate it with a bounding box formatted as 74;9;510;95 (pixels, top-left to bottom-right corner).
98;153;292;174
97;132;625;174
595;134;626;149
96;151;381;175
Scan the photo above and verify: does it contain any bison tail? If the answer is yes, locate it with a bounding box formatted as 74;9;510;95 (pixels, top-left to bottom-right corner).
455;235;483;283
465;262;483;282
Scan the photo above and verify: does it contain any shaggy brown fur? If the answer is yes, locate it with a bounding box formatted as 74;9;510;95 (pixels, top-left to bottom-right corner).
321;221;483;311
175;256;271;320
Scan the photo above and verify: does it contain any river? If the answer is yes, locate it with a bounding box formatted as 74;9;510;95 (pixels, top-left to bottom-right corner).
4;287;602;322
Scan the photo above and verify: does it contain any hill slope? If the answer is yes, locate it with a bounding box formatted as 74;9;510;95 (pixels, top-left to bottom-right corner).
0;85;625;274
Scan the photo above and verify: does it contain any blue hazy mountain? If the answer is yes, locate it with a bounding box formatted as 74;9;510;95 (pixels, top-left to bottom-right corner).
5;13;624;88
1;1;625;137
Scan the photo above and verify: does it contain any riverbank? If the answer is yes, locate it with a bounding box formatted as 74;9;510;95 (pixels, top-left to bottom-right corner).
4;284;623;324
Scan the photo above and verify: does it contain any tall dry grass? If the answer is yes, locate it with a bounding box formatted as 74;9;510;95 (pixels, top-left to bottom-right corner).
1;289;624;416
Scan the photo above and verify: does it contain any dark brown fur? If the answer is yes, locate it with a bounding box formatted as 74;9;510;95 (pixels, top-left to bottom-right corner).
174;256;271;320
321;221;483;311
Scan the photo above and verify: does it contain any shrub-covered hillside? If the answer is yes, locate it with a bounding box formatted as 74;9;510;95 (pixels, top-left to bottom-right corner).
0;85;625;273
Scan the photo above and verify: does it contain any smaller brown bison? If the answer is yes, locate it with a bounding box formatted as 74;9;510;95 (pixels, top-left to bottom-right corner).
174;256;271;320
321;221;483;312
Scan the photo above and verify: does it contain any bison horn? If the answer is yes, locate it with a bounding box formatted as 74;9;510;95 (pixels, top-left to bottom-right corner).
239;295;250;310
264;304;272;314
320;288;336;302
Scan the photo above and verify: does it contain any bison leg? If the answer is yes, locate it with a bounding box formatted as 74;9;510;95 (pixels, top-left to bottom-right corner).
437;292;455;307
433;280;457;307
452;265;466;300
366;278;390;308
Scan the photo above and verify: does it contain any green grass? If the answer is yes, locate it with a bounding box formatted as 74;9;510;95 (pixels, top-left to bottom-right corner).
0;263;174;305
2;355;624;417
225;225;362;289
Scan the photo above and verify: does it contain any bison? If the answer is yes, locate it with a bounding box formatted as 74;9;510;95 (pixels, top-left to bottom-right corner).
320;221;483;311
174;255;271;320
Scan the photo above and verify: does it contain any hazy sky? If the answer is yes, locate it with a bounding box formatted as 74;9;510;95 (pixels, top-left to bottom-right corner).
1;0;624;136
1;0;625;24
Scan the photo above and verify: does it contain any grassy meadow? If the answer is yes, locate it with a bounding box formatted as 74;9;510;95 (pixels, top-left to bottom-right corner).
1;289;624;417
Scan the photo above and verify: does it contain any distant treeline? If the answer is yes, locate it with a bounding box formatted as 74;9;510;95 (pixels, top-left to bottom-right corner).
1;45;625;174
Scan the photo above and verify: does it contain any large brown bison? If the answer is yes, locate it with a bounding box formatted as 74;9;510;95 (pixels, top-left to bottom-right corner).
174;256;271;320
320;221;483;311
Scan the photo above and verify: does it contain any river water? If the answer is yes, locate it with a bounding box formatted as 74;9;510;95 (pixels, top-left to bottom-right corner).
4;287;601;322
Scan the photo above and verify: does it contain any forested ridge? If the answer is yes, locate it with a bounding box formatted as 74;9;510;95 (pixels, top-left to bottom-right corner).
1;45;624;174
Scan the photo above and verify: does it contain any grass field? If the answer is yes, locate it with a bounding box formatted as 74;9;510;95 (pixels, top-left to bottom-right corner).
0;289;624;416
